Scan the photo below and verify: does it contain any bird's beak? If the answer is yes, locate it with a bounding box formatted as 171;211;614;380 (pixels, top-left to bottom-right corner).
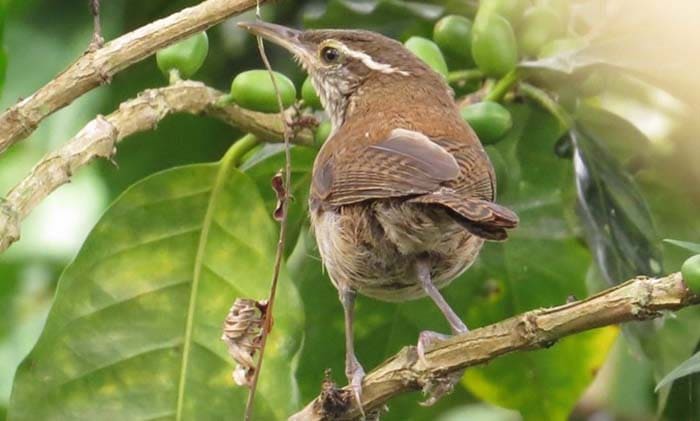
238;21;313;62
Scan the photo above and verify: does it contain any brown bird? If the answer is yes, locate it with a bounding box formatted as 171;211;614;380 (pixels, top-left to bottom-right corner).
240;22;518;407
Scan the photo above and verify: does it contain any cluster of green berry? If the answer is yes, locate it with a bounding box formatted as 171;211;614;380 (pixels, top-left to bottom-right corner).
154;0;587;149
407;0;582;146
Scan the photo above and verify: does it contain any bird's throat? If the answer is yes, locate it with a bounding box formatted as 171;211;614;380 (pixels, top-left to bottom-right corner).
311;75;352;131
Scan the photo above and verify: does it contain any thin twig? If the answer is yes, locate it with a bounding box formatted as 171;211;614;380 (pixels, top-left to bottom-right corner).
290;273;699;420
0;81;314;254
89;0;104;50
243;11;295;419
0;0;264;155
484;69;519;102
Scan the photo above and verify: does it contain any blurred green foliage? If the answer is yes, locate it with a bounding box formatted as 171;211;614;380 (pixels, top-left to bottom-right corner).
1;0;700;420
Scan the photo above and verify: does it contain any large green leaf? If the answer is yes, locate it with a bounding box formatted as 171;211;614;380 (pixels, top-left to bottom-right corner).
459;105;617;421
8;151;304;419
572;125;663;285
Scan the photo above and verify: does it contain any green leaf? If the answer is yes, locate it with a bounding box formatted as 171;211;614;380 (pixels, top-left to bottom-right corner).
656;350;700;391
303;0;443;39
460;105;617;420
519;48;600;76
571;126;663;284
575;105;653;160
8;153;304;419
662;357;700;421
664;239;700;254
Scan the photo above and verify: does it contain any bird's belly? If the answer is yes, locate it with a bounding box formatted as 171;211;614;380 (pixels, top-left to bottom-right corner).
310;200;484;302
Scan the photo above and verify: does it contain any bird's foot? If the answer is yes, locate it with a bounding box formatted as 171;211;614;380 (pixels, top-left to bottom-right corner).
415;330;465;406
416;330;449;364
346;356;366;418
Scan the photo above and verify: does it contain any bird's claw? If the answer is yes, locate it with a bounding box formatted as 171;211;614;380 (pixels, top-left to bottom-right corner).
416;330;450;365
347;361;366;418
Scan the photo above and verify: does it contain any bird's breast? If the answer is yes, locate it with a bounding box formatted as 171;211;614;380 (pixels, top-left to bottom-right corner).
309;199;484;302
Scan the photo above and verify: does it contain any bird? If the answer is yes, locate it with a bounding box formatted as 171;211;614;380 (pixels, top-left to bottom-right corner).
239;21;518;409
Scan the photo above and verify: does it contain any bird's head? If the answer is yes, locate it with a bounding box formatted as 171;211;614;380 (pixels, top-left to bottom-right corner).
239;22;438;128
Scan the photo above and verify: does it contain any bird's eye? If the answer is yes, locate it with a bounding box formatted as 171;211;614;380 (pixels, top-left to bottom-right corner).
320;46;341;64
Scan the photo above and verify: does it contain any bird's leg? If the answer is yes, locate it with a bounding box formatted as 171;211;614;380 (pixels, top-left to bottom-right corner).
416;259;468;335
415;258;467;358
339;287;366;416
415;258;468;406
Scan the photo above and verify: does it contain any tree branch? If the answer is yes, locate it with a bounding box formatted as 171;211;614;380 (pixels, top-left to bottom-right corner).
0;0;264;155
0;80;313;253
290;273;699;420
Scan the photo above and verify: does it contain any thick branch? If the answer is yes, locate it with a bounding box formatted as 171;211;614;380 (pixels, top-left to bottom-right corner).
0;80;313;253
291;273;699;420
0;0;263;154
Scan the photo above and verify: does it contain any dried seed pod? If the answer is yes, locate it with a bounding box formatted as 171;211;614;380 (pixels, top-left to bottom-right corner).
221;298;267;387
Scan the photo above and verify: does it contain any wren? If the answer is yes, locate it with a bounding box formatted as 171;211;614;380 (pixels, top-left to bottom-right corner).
240;22;518;409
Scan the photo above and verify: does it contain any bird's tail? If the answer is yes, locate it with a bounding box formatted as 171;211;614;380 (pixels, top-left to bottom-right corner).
409;193;518;241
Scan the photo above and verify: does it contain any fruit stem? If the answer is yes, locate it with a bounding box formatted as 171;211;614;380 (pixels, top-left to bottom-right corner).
448;69;484;85
519;82;574;136
485;69;519;102
224;133;259;167
168;68;182;85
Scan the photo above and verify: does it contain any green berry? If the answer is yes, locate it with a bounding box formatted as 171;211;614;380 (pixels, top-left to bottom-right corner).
460;101;513;144
404;36;449;78
314;120;332;144
682;255;700;293
480;0;529;23
518;6;565;58
230;70;297;113
472;12;518;77
433;15;474;66
156;32;209;79
302;77;323;110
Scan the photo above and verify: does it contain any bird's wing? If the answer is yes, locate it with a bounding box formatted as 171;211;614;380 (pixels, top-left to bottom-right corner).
311;127;518;240
312;128;460;206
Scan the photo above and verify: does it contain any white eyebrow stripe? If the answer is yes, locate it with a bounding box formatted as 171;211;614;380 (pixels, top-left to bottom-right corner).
337;44;410;76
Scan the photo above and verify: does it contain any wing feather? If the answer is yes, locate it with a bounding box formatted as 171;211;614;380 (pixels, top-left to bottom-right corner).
314;128;461;206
